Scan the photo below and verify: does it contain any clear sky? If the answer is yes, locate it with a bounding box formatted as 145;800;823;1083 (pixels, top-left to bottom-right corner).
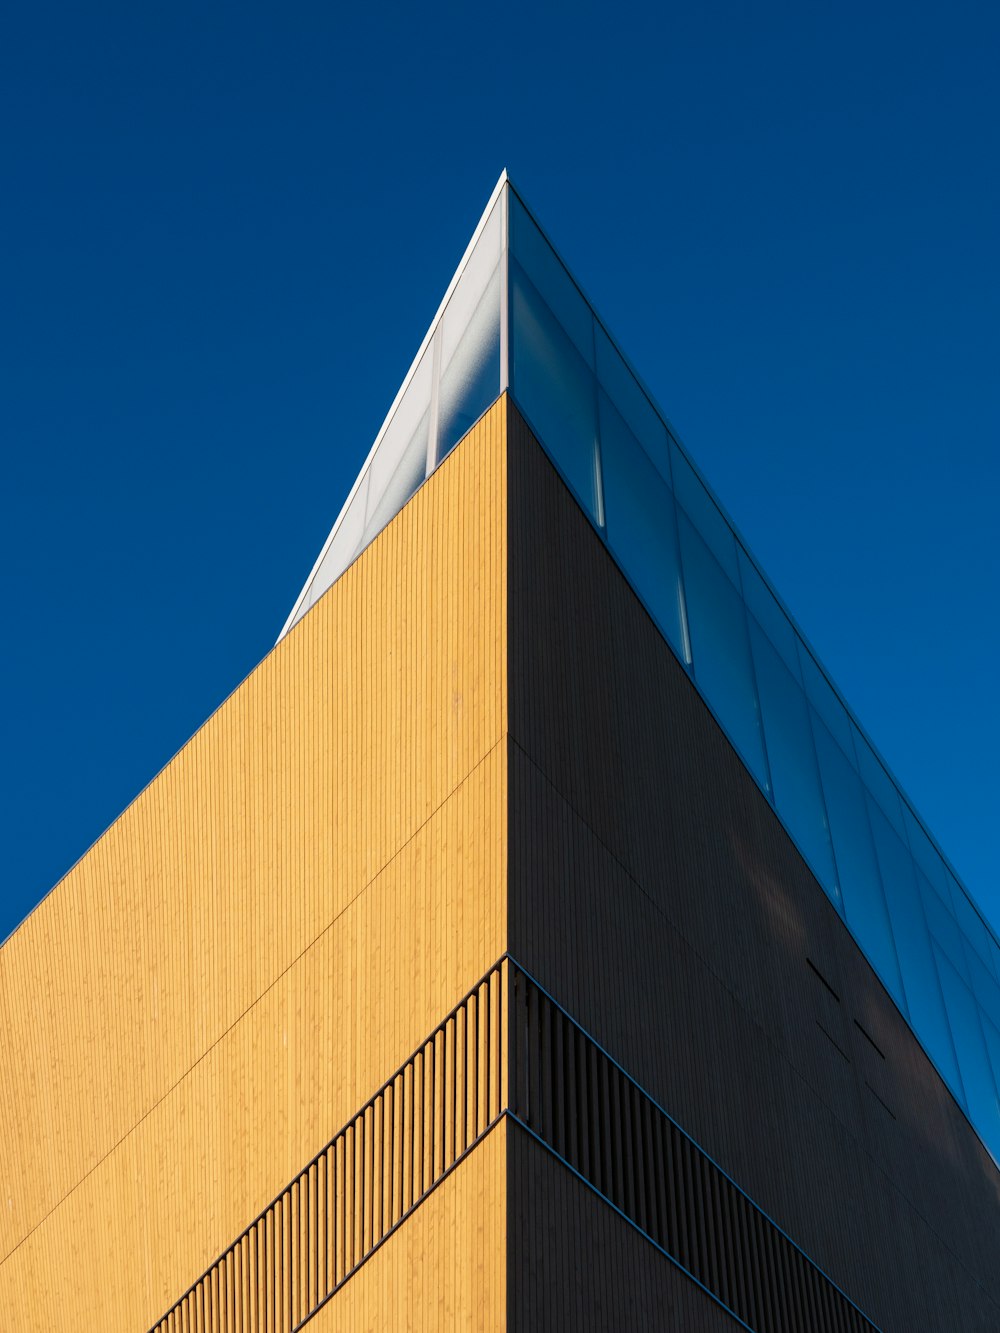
1;1;997;946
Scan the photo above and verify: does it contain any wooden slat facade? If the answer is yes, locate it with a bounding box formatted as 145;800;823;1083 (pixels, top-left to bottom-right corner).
0;398;509;1331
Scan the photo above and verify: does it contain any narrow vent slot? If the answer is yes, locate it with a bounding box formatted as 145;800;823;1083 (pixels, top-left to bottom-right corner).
807;957;841;1003
854;1019;887;1061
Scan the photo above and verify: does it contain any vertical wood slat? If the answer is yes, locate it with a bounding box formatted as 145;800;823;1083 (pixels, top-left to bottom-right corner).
468;992;479;1148
337;1132;347;1288
444;1017;455;1173
147;961;505;1333
423;1035;433;1190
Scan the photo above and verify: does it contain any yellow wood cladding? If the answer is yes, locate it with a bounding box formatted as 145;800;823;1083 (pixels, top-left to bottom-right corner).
0;759;505;1332
0;396;509;1327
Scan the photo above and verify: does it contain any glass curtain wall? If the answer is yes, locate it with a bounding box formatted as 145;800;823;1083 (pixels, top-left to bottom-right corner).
507;183;1000;1163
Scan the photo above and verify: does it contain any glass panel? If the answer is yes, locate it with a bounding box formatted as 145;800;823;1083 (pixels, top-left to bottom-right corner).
920;870;968;976
740;551;800;679
671;441;740;585
438;264;501;460
867;801;962;1088
798;646;855;761
305;469;370;608
509;192;593;365
436;199;502;461
678;511;769;789
362;346;433;547
812;712;904;998
935;946;1000;1141
594;324;670;480
900;802;953;907
981;1014;1000;1104
511;259;601;523
600;390;687;656
853;726;907;839
748;617;837;895
948;872;998;976
964;945;1000;1033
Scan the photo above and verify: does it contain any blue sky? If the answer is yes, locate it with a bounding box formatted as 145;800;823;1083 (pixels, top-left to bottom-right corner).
1;1;997;945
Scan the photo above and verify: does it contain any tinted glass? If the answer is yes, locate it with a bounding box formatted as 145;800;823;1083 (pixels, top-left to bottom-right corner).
594;324;670;481
749;618;837;894
964;945;1000;1033
799;647;855;761
510;192;593;364
935;948;1000;1143
949;873;998;976
920;871;968;976
671;441;741;585
739;550;800;679
901;803;953;906
679;511;769;790
867;800;962;1091
854;727;907;839
812;716;889;976
600;391;687;656
981;1014;1000;1100
511;260;602;524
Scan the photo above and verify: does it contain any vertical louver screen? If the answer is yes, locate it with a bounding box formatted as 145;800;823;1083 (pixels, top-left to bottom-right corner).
509;967;879;1333
149;962;507;1333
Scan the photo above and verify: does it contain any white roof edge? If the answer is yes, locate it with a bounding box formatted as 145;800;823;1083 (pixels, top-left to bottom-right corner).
277;170;510;642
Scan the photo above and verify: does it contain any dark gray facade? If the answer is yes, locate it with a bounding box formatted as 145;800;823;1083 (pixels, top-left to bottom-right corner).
506;401;1000;1331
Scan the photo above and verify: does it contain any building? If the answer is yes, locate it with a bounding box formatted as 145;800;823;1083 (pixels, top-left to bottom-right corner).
2;173;999;1331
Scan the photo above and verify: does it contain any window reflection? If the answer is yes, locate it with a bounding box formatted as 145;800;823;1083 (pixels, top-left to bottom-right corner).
511;260;602;525
678;511;770;791
600;390;686;657
749;618;837;895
